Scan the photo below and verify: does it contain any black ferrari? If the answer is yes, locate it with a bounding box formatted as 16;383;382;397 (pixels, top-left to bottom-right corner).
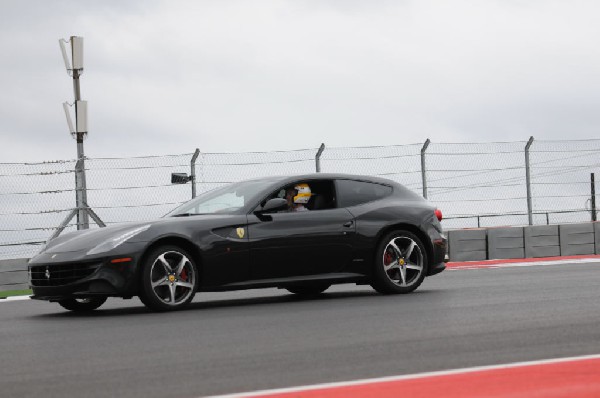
28;173;447;312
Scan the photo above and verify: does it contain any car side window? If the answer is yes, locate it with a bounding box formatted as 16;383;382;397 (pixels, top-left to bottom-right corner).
257;180;337;212
336;179;392;208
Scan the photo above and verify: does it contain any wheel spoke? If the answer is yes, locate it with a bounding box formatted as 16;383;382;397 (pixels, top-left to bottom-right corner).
384;261;399;272
157;254;173;274
406;263;422;271
404;241;416;260
152;277;169;289
175;281;194;289
175;256;188;277
168;283;177;303
398;265;407;286
389;241;402;257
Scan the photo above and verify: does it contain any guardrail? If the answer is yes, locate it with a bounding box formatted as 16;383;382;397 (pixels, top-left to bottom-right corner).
0;258;29;293
447;221;600;261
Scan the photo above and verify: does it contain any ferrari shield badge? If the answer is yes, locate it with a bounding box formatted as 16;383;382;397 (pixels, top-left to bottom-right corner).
236;227;245;239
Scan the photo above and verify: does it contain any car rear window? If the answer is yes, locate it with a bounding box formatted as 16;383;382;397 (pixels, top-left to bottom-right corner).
336;179;393;207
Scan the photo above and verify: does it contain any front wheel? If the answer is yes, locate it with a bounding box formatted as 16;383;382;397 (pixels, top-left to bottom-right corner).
371;230;428;294
139;245;198;312
58;297;107;312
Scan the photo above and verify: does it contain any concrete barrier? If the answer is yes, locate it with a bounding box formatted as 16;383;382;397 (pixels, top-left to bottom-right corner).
524;225;560;258
448;229;487;261
595;222;600;255
487;227;524;259
559;223;596;256
0;258;29;291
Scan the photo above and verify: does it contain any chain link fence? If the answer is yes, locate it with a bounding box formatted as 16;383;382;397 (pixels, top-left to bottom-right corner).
1;139;599;259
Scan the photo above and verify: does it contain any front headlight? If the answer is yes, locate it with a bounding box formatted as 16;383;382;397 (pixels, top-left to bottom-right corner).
86;225;151;255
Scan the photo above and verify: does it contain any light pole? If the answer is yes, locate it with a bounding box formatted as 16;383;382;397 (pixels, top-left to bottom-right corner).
50;36;104;241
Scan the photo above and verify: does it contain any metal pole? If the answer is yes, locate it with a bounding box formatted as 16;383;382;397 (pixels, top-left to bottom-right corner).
74;68;89;229
525;136;534;226
421;139;431;199
191;148;200;199
315;143;325;172
592;173;597;222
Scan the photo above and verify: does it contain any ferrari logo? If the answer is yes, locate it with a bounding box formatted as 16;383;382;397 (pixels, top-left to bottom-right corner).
236;227;245;239
399;259;405;266
168;275;176;283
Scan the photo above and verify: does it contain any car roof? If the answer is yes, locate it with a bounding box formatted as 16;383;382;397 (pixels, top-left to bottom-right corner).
245;173;399;187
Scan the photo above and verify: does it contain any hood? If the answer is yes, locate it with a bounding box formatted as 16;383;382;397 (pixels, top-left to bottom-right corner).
41;214;238;254
43;221;153;254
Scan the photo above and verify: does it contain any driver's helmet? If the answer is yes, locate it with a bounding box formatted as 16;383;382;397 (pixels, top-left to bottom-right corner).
293;183;311;204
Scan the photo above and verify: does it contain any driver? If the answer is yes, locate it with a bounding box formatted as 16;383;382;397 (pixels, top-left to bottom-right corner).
285;183;311;212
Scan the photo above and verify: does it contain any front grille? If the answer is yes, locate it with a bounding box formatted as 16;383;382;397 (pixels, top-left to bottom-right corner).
29;263;101;287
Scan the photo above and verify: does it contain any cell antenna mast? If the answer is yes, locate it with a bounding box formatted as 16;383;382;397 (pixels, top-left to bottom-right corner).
51;36;105;241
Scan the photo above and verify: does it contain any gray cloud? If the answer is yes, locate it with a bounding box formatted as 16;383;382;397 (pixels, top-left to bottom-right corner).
1;0;600;162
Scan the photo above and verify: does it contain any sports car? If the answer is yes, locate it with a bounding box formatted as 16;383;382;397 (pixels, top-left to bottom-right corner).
28;173;447;312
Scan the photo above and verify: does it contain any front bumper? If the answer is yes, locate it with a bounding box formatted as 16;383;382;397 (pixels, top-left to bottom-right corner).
28;255;141;302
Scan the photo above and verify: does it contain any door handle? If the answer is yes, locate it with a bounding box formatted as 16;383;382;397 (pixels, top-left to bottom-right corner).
343;221;354;228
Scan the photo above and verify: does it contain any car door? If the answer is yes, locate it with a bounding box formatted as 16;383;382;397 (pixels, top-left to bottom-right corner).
247;182;356;280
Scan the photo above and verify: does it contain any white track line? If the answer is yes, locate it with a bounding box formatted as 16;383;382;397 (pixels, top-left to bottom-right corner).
204;353;600;398
0;295;31;302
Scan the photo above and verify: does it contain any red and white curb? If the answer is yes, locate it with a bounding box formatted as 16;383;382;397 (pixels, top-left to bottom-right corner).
447;254;600;270
206;353;600;398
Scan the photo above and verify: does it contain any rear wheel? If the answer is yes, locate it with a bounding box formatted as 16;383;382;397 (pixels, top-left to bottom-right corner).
371;230;427;294
58;297;107;312
286;282;331;296
139;245;198;312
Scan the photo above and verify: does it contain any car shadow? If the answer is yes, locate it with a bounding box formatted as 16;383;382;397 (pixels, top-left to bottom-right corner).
32;288;441;318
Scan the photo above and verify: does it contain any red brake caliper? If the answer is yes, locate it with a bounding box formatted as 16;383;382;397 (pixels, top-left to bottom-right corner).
180;268;188;281
384;250;393;265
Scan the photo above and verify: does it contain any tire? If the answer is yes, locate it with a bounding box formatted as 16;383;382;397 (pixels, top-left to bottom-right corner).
286;282;331;296
58;297;107;312
371;230;428;294
139;245;198;312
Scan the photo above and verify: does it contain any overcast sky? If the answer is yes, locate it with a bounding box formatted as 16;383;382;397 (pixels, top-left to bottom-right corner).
1;0;599;162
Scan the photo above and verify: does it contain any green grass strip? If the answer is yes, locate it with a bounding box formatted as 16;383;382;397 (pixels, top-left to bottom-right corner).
0;289;32;298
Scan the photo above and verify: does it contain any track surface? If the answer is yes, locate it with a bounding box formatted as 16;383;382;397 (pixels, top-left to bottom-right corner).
1;262;599;397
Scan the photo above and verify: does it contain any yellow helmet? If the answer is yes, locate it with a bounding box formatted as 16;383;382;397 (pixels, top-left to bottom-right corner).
293;183;311;204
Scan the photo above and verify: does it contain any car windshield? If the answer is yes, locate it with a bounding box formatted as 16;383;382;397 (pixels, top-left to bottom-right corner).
165;180;266;216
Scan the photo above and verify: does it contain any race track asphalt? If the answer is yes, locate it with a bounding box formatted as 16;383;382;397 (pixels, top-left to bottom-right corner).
1;261;599;398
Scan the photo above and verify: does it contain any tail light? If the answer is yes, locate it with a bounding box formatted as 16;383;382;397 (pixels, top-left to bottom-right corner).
434;208;443;222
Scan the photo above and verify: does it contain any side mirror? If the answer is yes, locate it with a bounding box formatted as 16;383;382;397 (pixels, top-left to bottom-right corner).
255;198;288;215
171;173;192;184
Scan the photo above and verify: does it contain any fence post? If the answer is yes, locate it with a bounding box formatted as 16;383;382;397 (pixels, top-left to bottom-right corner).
592;173;597;222
315;143;325;172
421;139;431;199
525;136;535;226
191;148;200;199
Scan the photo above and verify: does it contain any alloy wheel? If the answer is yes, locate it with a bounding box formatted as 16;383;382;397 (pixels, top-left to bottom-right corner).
382;236;424;287
149;251;196;306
